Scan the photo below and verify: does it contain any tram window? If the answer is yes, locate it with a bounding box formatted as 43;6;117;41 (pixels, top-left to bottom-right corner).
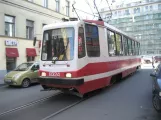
78;27;86;58
131;40;135;55
115;33;123;56
136;42;138;55
107;29;116;56
85;24;100;57
128;39;132;55
134;41;136;55
123;36;128;56
137;42;140;55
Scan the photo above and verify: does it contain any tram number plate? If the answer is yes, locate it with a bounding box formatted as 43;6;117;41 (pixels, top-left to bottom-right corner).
49;72;60;77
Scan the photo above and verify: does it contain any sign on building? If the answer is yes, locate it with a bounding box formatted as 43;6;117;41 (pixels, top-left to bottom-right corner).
5;40;18;46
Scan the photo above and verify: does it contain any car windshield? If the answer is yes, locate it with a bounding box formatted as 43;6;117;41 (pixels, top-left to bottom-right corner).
41;27;74;61
14;63;33;71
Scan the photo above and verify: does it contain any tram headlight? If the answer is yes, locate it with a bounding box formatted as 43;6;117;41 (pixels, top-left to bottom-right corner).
41;72;46;76
66;73;72;78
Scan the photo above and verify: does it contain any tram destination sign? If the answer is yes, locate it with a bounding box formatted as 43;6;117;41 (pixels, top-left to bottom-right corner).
5;40;18;46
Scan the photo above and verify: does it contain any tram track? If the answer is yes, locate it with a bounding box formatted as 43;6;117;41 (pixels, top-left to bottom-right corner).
0;89;100;120
0;92;62;117
41;97;88;120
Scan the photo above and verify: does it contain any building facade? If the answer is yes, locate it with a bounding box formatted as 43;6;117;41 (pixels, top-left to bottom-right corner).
0;0;73;82
100;0;161;55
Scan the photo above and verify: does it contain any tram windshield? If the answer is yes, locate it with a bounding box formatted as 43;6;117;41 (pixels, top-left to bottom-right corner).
41;28;74;61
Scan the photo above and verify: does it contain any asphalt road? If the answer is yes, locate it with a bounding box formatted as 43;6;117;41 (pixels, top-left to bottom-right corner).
50;66;161;120
0;65;161;120
0;84;56;113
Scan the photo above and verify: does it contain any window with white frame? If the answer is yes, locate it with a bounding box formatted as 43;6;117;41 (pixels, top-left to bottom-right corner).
55;0;60;12
26;20;34;40
43;0;48;8
66;0;70;16
5;15;15;37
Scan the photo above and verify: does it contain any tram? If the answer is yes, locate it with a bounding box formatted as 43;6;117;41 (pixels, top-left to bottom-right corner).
36;20;141;96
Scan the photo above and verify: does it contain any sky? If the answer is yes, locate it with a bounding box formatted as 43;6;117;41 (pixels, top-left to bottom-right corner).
72;0;125;19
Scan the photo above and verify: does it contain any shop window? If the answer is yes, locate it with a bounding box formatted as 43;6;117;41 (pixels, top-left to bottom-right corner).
26;20;34;40
5;15;15;37
85;24;100;57
6;57;16;72
27;56;35;62
107;29;116;56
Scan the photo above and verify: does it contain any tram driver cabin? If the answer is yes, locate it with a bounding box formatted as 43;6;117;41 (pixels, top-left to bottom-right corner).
34;20;141;96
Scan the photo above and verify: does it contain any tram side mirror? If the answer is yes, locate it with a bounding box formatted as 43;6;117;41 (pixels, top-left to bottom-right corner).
33;37;37;46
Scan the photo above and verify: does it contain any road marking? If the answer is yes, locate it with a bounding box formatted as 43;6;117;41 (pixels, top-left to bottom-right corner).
0;92;62;117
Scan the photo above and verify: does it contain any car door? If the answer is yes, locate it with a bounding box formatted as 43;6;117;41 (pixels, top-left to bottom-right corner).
29;63;39;83
153;64;161;92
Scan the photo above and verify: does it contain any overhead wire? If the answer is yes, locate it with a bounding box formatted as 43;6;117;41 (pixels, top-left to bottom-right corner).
84;0;96;20
105;0;113;23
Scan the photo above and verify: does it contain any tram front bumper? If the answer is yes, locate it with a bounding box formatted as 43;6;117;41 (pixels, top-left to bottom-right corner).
38;77;84;86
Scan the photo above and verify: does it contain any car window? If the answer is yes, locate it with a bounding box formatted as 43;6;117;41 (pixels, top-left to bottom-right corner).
32;63;39;70
156;64;161;76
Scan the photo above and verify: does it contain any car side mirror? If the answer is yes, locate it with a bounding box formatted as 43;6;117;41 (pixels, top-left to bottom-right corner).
150;73;157;77
31;65;39;71
33;37;37;46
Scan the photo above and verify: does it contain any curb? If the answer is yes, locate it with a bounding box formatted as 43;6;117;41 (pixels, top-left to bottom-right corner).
0;84;6;87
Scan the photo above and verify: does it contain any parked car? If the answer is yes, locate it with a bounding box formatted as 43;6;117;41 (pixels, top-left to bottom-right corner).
154;56;161;63
150;62;161;113
4;62;39;88
141;55;153;64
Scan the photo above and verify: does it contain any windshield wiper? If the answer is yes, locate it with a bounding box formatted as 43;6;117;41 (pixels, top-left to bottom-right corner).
52;39;69;64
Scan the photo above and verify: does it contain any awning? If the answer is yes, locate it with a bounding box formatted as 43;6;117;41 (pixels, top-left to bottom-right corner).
26;48;37;57
6;48;19;57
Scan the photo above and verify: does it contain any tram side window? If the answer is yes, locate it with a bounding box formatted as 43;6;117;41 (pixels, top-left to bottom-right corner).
123;36;128;56
78;27;86;58
115;33;123;56
131;40;135;55
128;39;132;55
85;24;100;57
138;43;140;55
134;41;137;55
107;29;116;56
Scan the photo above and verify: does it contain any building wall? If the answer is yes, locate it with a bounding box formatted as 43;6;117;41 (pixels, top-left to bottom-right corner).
0;0;73;40
100;0;161;55
0;36;40;80
0;0;73;84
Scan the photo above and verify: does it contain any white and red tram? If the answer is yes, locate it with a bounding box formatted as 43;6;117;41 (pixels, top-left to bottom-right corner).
38;20;141;95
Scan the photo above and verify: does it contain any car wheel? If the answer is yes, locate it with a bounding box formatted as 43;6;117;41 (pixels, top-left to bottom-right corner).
153;95;161;113
22;79;30;88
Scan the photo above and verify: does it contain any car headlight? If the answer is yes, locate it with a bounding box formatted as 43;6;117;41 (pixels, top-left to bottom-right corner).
13;74;22;80
159;92;161;97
